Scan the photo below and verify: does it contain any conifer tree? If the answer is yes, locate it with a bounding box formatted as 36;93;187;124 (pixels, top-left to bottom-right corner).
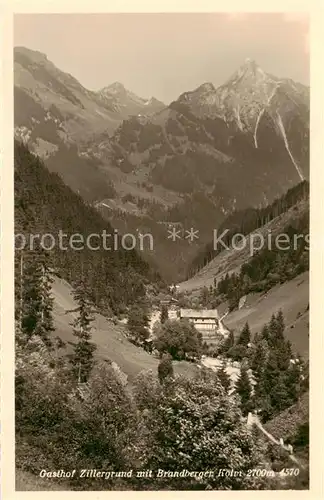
217;361;231;392
18;252;42;340
15;250;25;334
271;310;285;347
158;353;174;384
69;278;97;383
34;252;55;347
200;286;209;306
262;350;280;396
251;338;270;378
127;305;150;342
252;378;272;421
268;313;279;348
15;249;54;347
160;304;169;324
277;338;292;371
260;324;270;342
237;322;251;347
270;374;293;413
276;310;285;336
285;360;302;402
219;330;235;354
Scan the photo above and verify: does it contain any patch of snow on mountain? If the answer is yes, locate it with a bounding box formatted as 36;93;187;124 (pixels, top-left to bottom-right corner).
276;112;304;181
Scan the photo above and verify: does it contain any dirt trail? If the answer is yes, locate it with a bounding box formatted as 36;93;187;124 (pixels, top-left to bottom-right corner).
248;413;302;466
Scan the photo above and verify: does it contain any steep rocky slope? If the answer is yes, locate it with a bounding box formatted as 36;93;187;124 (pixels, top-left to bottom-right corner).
14;46;164;141
14;46;165;201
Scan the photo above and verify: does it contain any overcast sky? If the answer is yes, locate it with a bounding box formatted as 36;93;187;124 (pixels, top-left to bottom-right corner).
14;13;309;103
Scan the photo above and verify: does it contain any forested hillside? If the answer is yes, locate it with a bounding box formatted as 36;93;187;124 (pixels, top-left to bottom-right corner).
187;181;309;279
14;141;162;315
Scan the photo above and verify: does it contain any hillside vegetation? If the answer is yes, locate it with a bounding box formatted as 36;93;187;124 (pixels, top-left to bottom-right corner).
187;180;309;279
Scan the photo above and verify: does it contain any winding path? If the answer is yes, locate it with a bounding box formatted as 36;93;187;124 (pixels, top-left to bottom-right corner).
247;412;301;466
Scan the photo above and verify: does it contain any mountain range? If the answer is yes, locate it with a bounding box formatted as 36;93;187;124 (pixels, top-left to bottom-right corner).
14;47;310;281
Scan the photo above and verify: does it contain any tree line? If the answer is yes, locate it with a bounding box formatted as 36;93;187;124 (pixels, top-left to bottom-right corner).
215;312;308;422
194;210;309;312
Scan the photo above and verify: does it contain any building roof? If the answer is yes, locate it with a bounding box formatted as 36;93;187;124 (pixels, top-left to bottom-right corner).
180;308;219;319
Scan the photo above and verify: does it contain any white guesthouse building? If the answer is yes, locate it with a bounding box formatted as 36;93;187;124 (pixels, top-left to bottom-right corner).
179;309;221;342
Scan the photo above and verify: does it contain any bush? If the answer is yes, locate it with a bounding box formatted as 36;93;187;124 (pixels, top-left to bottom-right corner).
16;342;137;489
136;372;268;490
127;306;150;343
158;354;174;383
153;319;202;361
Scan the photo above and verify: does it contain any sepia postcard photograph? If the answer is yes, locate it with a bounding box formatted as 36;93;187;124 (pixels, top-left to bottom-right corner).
0;1;323;497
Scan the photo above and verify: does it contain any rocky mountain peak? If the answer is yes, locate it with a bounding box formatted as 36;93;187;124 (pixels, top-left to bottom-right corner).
227;58;269;87
241;57;259;70
144;96;165;108
101;81;127;96
197;82;216;93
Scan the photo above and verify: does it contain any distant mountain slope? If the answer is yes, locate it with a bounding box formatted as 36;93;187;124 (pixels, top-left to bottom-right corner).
187;181;309;278
97;58;309;202
180;193;309;292
14;46;165;141
14;46;165;201
14;50;309;281
98;81;165;117
87;61;308;280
